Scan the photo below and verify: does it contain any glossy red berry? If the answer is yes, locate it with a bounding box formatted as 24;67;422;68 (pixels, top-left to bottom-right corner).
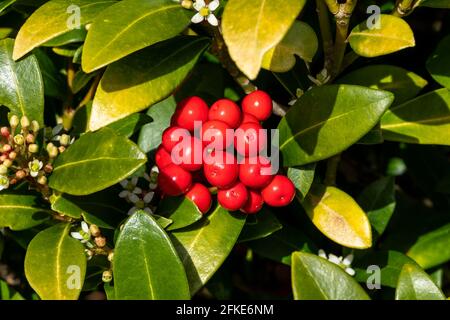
162;126;190;152
239;156;274;189
158;164;192;196
186;183;212;214
172;96;209;131
209;99;242;128
218;182;249;211
241;190;264;214
171;136;203;171
261;175;295;207
242;90;273;121
203;151;239;188
155;145;172;169
234;122;267;157
201;120;233;150
241;113;260;125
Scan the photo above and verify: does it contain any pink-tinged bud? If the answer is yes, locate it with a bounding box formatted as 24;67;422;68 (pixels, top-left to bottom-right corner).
0;155;6;162
2;144;12;152
1;127;10;138
8;151;17;160
26;133;35;144
89;224;101;237
44;164;53;173
95;236;106;248
9;178;17;185
16;170;26;179
58;146;66;153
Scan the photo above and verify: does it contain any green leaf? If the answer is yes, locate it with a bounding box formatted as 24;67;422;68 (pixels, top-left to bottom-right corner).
278;85;394;166
25;223;87;300
291;252;370;300
354;250;420;288
262;21;318;73
337;65;427;105
0;279;24;300
71;70;95;94
0;38;44;125
0;193;51;230
348;15;415;58
395;263;445;300
407;223;450;269
222;0;306;79
170;205;246;295
81;0;192;73
246;224;316;265
238;208;283;242
114;211;190;299
427;34;450;89
138;96;177;154
302;184;372;249
34;49;65;99
13;0;116;60
90;36;209;130
42;28;87;48
357;177;396;239
49;128;147;195
381;88;450;145
156;196;203;231
418;0;450;8
0;0;16;15
287;164;316;201
106;113;152;138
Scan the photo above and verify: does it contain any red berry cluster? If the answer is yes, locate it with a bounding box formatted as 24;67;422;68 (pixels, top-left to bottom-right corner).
155;90;296;214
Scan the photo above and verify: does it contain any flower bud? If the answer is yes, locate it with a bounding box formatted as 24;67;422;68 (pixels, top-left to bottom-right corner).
16;170;26;179
3;159;12;168
30;120;40;133
37;176;47;185
2;144;12;152
59;134;71;147
49;146;59;159
0;155;6;162
58;146;66;153
20;116;30;128
1;127;10;138
181;0;193;9
94;236;106;248
14;134;25;145
89;224;101;237
107;252;114;262
28;144;39;153
26;133;35;144
44;164;53;173
85;249;94;260
9;115;19;128
8;151;17;160
0;165;7;175
102;270;113;283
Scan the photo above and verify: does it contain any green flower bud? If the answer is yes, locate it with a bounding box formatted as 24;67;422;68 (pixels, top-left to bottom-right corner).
107;252;114;262
30;120;40;133
60;134;71;146
89;224;101;237
3;159;12;168
0;165;7;175
102;270;113;283
9;115;19;128
28;144;39;153
20;116;30;128
14;134;25;145
49;146;59;158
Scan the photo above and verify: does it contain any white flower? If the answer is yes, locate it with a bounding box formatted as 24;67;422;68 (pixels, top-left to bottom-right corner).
191;0;220;26
318;249;355;276
119;176;142;200
28;159;43;178
0;175;9;191
127;191;155;215
70;221;93;247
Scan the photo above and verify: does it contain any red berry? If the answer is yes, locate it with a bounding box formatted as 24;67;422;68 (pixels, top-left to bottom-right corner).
186;183;212;214
241;113;259;125
172;96;209;131
162;126;190;153
209;99;242;128
234;122;267;157
241;190;264;214
203;151;238;188
155;145;172;169
158;164;192;196
201;120;233;150
239;156;274;189
261;175;295;207
171;136;203;172
218;182;249;211
242;90;273;121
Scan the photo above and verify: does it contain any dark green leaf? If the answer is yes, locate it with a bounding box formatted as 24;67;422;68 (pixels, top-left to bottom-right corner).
287;164;316;201
156;195;203;231
427;34;450;89
238;208;283;242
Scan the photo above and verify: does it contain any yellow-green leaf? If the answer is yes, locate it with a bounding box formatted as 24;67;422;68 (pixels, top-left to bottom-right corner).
25;223;87;300
348;14;415;58
222;0;306;79
301;184;372;249
13;0;116;60
262;21;318;73
381;88;450;145
395;263;445;300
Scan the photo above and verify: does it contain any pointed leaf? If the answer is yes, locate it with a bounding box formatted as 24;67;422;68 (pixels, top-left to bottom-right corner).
302;184;372;249
222;0;306;79
156;196;203;231
114;211;190;299
349;15;415;57
427;34;450;89
238;208;282;242
278;85;394;166
292;252;370;300
25;223;87;300
395;263;445;300
287;164;316;201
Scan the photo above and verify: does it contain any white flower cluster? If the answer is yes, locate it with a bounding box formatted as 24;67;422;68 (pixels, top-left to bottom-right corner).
318;249;355;276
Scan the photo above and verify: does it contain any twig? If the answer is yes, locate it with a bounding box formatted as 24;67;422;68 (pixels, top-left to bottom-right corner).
316;0;334;71
324;153;341;186
392;0;416;17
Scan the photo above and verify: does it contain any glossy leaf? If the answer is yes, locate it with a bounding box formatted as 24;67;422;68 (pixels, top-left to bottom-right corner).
338;65;427;105
156;196;203;231
395;263;445;300
357;177;396;239
287;164;316;201
0;38;44;125
278;85;394;166
25;223;87;300
49;128;147;195
222;0;306;79
291;252;370;300
238;208;283;242
427;34;450;89
381;88;450;145
13;0;116;60
419;0;450;8
34;49;65;99
0;0;16;14
170;205;246;295
348;15;415;57
408;223;450;269
114;211;190;299
82;0;192;72
90;36;208;130
0;279;24;300
138;96;177;154
106;113;152;138
0;193;51;230
262;21;318;73
302;184;372;249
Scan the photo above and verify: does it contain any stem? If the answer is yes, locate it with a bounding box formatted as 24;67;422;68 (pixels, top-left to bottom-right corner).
340;50;359;73
392;0;416;17
324;154;341;186
316;0;334;71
